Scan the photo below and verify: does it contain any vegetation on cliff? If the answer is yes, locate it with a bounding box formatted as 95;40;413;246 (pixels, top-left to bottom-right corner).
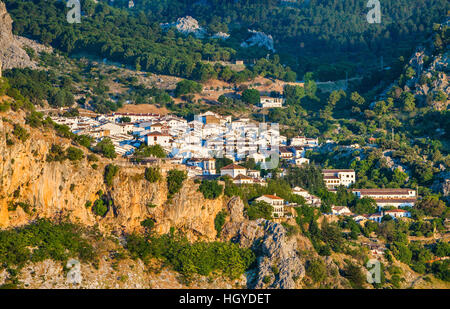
125;233;255;281
0;219;95;269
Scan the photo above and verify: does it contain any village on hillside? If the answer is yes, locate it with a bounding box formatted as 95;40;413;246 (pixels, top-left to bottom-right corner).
49;105;420;235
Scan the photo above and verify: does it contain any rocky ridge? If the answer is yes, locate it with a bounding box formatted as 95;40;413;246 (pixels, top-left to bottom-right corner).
0;1;36;70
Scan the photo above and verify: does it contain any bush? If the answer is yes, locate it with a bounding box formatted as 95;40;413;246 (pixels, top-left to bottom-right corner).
199;180;223;199
241;88;260;105
0;219;95;269
92;198;108;217
46;144;66;162
87;154;98;162
144;167;161;183
134;144;166;158
306;259;327;283
12;124;29;142
343;263;366;289
125;233;255;280
104;164;119;187
66;146;84;161
431;260;450;282
246;201;273;220
93;138;116;159
214;210;227;238
140;218;155;233
174;80;203;98
167;169;187;199
75;135;94;148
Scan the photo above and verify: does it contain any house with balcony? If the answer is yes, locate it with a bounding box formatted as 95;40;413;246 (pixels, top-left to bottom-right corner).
255;194;285;218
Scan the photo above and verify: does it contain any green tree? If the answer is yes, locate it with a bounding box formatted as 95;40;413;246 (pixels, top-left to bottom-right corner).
144;167;161;183
247;201;273;220
93;138;116;159
104;164;119;187
241;89;260;105
66;146;84;161
167;170;187;198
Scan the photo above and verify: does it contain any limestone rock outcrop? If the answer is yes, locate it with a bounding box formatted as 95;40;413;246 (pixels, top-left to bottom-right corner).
0;111;223;241
232;219;306;289
0;1;35;69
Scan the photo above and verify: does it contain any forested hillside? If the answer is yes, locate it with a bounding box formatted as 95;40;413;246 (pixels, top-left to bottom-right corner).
5;0;449;81
110;0;450;80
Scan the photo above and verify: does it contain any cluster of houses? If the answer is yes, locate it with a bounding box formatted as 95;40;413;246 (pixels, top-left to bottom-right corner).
51;110;317;171
51;111;419;222
249;185;417;221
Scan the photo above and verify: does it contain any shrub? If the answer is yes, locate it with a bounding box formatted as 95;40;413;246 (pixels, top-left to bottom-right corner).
166;169;187;199
214;210;227;238
104;164;119;187
144;167;161;183
126;234;255;280
75;135;93;148
140;218;155;233
241;88;260;105
174;80;202;97
87;154;98;162
12;124;29;142
199;180;223;199
134;144;166;158
306;259;327;283
92;198;108;217
93;138;116;159
0;219;95;269
246;201;273;220
66;146;84;161
46;144;66;162
343;263;365;289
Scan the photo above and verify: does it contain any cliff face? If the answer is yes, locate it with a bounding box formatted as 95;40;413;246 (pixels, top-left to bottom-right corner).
0;1;35;70
0;111;224;241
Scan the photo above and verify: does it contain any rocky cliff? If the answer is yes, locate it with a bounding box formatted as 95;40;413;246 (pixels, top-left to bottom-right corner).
0;110;224;241
0;1;36;70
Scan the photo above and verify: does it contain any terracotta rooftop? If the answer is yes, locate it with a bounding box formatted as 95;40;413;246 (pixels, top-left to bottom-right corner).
354;188;415;195
384;209;409;213
221;164;246;170
261;194;284;200
146;131;171;137
373;198;417;203
234;174;253;180
322;169;355;173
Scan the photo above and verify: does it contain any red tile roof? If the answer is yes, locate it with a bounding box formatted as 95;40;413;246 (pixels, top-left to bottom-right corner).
354;188;415;195
221;164;246;170
261;194;284;200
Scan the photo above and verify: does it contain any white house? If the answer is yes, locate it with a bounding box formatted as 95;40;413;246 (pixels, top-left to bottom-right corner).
352;188;417;209
368;212;383;223
233;174;254;185
293;157;310;166
247;169;260;178
331;206;352;216
255;194;285;218
145;131;172;147
248;152;266;164
186;158;216;175
259;96;285;108
322;169;356;189
220;164;247;178
292;187;310;198
384;209;411;219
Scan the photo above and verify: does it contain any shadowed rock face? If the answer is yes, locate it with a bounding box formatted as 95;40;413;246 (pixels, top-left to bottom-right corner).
0;1;35;69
